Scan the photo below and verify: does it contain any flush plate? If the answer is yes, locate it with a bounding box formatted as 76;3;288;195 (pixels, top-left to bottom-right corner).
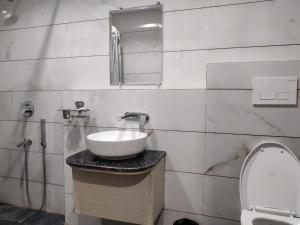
252;77;298;106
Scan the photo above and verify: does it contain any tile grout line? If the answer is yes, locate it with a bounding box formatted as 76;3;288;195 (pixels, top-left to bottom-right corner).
0;120;62;124
203;69;208;217
0;54;109;63
1;86;300;92
0;120;299;138
62;125;300;138
0;175;64;187
0;148;63;156
0;88;203;91
163;0;273;13
0;0;273;33
1;43;300;63
61;90;67;216
165;170;240;180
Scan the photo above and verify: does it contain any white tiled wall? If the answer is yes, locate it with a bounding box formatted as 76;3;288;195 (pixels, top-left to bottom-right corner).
0;91;64;214
205;59;300;225
0;0;300;225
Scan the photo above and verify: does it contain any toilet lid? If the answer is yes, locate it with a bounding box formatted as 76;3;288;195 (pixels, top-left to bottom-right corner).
240;142;300;217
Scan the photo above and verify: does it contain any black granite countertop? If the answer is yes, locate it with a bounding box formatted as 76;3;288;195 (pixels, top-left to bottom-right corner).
66;150;166;173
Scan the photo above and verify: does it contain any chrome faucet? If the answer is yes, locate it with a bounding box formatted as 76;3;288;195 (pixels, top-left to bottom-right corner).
118;112;150;130
17;138;32;149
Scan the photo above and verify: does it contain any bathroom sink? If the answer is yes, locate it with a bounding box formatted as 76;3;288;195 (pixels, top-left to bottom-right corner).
87;130;148;159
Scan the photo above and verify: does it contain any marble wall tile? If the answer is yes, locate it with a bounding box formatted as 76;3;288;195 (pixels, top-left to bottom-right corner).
63;125;205;173
165;171;204;214
0;148;64;185
2;0;299;222
0;92;12;120
209;45;300;64
0;121;63;154
26;152;64;185
3;45;300;91
207;61;300;90
147;130;205;173
204;133;300;178
63;125;100;159
164;0;300;51
0;20;108;61
2;45;300;92
62;90;206;131
0;0;211;31
64;125;205;193
10;91;62;123
0;0;102;31
0;177;64;214
64;164;73;195
206;90;300;137
0;0;264;32
63;125;100;194
163;8;210;51
2;1;296;58
2;1;277;61
209;0;300;49
163;51;208;89
0;49;208;91
0;56;109;91
204;176;240;220
0;149;14;177
29;181;64;214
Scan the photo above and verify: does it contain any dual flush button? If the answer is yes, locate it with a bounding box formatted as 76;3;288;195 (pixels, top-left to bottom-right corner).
252;77;297;106
260;91;289;100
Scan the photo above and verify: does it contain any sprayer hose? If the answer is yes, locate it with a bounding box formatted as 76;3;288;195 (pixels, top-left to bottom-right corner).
24;144;47;211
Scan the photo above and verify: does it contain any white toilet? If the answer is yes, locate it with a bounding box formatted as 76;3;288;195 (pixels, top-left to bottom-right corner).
240;141;300;225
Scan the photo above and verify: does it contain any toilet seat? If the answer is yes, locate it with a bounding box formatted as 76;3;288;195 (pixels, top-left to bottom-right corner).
241;210;300;225
240;142;300;224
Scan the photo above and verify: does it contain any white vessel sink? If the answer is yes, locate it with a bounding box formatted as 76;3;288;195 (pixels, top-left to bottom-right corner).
87;130;148;159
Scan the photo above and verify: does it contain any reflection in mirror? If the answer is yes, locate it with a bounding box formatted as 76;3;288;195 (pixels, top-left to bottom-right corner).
110;4;163;86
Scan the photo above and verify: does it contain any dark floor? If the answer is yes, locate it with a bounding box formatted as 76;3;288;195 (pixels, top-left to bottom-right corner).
0;203;64;225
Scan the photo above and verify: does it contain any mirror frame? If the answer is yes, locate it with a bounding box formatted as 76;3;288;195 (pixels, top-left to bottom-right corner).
109;3;163;86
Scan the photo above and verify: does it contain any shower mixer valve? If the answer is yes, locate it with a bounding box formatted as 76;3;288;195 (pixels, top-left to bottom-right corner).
16;138;32;149
22;100;34;118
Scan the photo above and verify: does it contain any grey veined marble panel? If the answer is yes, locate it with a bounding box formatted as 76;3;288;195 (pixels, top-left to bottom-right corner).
204;176;240;221
10;91;62;123
62;89;206;131
206;90;300;137
164;0;300;51
204;133;300;178
0;20;109;61
209;0;300;49
0;92;12;120
207;61;300;89
0;121;63;154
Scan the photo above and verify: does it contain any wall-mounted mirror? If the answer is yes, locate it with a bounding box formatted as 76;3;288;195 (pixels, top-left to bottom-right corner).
110;4;163;86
